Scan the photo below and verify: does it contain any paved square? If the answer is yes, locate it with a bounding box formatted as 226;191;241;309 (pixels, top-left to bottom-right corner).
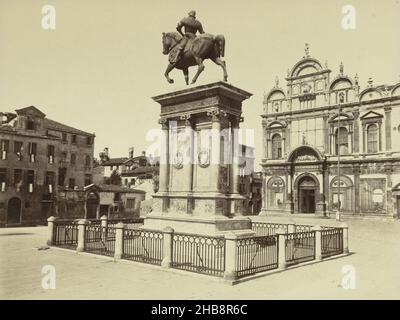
1;219;399;299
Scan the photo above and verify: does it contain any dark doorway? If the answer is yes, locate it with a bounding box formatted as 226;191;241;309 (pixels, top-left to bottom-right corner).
299;189;316;213
298;176;317;213
7;197;22;224
86;192;99;219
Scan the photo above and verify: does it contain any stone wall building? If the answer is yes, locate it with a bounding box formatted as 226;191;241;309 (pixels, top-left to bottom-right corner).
0;106;95;226
261;47;400;219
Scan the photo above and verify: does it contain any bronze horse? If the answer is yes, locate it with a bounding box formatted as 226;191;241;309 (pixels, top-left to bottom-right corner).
162;32;228;85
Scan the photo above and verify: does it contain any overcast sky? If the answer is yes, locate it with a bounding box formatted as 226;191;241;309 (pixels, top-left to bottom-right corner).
1;0;400;169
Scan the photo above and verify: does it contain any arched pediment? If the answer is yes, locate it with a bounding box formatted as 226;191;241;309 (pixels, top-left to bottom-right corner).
329;76;353;90
287;145;322;162
391;83;400;97
289;58;324;78
267;120;287;129
359;87;383;101
328;112;354;123
265;88;286;101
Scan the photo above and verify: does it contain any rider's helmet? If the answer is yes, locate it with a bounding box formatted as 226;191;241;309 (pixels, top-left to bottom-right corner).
188;10;196;18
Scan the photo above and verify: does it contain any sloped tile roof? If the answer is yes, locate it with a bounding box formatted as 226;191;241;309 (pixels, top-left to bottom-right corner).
44;118;95;136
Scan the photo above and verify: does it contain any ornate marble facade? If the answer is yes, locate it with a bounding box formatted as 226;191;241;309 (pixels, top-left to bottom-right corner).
261;46;400;218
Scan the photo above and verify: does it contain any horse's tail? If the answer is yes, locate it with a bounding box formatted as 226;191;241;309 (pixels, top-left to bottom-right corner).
215;34;225;57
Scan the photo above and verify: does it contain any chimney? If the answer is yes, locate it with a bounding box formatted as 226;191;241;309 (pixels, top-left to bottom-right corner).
104;147;109;157
129;147;134;159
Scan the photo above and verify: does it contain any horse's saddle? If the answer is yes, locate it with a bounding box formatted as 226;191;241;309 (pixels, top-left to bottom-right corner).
169;34;215;64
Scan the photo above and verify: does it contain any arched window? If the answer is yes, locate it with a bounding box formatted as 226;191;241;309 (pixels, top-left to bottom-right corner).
367;124;378;153
335;127;349;155
271;134;282;159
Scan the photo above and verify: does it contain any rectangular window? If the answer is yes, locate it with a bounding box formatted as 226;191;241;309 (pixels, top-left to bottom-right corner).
70;153;76;166
28;142;37;163
84;174;92;186
0;168;7;191
62;132;67;142
26;119;35;130
126;198;136;209
71;135;77;144
14;141;23;161
86;136;93;146
114;192;121;202
45;171;55;193
47;145;55;164
14;169;23;191
26;170;34;193
68;178;75;189
0;140;9;160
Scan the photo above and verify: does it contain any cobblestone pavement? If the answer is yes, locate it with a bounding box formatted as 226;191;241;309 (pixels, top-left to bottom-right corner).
1;218;399;299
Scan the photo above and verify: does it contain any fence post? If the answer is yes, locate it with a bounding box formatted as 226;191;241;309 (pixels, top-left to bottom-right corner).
287;223;296;234
114;222;125;260
224;232;238;281
101;215;108;242
46;216;58;246
312;225;322;261
340;222;349;254
276;228;287;270
77;219;89;252
161;226;174;268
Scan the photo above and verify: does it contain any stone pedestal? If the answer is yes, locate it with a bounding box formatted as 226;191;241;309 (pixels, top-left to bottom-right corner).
146;82;253;235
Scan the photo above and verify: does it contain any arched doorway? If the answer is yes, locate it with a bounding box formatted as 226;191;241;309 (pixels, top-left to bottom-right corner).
86;192;99;219
297;176;318;213
7;197;22;224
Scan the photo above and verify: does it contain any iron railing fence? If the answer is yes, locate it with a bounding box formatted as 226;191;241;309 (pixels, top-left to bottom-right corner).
236;235;278;278
123;229;164;265
53;222;79;249
295;225;313;233
108;218;144;229
85;225;116;257
321;228;343;258
285;231;316;266
172;233;226;277
251;222;288;236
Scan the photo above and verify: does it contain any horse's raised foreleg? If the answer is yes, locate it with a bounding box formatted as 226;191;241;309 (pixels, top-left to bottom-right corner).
212;57;228;82
164;63;176;84
191;56;205;84
183;68;189;85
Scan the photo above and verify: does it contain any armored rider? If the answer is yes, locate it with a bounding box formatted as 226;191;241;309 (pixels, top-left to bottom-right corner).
173;10;204;64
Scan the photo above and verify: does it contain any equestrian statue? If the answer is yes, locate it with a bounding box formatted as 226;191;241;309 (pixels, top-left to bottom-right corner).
162;10;228;85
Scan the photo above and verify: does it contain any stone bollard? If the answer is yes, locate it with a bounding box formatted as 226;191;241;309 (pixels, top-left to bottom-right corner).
340;222;349;254
114;222;125;260
100;215;108;242
312;225;322;261
77;219;89;252
46;216;58;246
276;228;287;270
161;226;174;268
224;232;239;281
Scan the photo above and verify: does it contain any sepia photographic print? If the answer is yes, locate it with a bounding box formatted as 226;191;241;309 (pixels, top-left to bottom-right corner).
1;0;400;309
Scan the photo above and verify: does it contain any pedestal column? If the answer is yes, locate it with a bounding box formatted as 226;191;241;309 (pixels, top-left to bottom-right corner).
158;118;169;193
181;115;193;192
208;110;221;193
230;116;241;194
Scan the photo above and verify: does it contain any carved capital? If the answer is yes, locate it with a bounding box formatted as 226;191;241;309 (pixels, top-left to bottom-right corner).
384;104;392;112
158;118;168;130
207;109;220;122
180;114;192;126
